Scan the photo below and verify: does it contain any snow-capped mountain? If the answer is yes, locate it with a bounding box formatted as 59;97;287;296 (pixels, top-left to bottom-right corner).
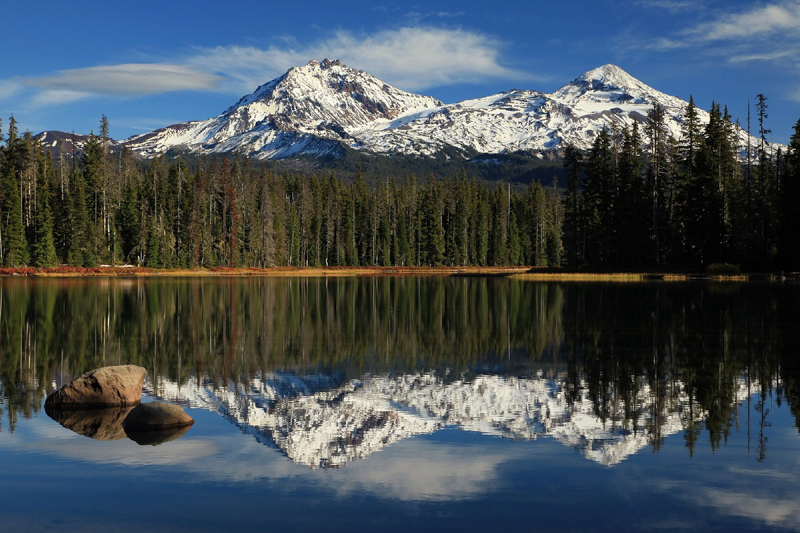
146;370;753;469
123;58;443;159
39;60;764;160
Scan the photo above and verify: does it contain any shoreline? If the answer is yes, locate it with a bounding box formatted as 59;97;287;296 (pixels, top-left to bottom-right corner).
0;265;793;281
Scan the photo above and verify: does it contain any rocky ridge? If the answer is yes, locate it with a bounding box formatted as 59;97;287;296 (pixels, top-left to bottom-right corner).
38;60;768;161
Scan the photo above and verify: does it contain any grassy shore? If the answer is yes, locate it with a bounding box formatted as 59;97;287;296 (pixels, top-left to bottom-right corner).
0;265;531;278
0;265;790;281
508;272;753;282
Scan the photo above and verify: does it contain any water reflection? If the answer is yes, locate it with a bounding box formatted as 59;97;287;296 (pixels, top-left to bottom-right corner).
44;405;134;441
1;276;798;466
124;424;193;446
44;404;192;445
147;371;758;468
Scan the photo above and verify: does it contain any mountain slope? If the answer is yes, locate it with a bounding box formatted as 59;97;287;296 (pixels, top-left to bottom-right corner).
123;58;443;159
39;60;766;160
356;63;728;156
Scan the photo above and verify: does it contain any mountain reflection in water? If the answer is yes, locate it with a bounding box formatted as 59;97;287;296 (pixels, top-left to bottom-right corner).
146;370;756;468
1;276;798;466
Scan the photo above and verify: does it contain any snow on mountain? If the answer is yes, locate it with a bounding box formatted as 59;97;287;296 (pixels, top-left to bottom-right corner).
122;58;443;159
111;60;766;160
146;370;752;469
35;130;123;157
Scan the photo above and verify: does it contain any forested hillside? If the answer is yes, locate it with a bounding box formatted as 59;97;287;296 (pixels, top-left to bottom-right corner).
2;97;799;272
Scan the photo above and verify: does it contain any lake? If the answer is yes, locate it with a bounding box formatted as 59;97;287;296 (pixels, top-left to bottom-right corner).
1;276;799;532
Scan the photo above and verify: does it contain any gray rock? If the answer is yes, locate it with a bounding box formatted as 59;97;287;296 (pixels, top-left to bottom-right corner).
122;401;195;431
44;365;147;409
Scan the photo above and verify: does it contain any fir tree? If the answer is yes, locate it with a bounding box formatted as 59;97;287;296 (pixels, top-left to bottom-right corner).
1;116;28;266
31;149;58;267
779;118;800;270
66;163;91;266
561;144;583;268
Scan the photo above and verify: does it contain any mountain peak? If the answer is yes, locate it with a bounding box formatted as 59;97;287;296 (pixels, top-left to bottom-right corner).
298;58;346;73
575;64;646;93
123;58;443;159
114;59;762;160
319;58;344;70
552;63;662;107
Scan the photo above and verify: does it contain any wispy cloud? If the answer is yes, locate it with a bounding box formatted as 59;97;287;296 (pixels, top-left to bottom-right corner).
23;63;223;104
405;10;466;21
686;1;800;41
646;0;800;59
0;80;21;101
311;27;522;90
729;49;798;63
3;26;522;109
634;0;702;13
188;26;524;94
30;89;95;107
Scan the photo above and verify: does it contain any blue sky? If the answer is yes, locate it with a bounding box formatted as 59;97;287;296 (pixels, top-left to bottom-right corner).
2;0;799;143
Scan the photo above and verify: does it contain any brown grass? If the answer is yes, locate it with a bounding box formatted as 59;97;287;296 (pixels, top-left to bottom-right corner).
0;266;761;281
0;265;532;278
511;272;756;282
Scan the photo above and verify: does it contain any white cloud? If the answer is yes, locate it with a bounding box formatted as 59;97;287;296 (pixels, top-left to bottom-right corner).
188;26;525;95
701;489;800;529
30;89;95;107
2;412;519;500
634;0;702;13
4;26;522;110
0;79;22;101
316;27;522;90
325;439;518;501
730;49;799;63
687;1;800;41
25;63;223;97
647;1;800;50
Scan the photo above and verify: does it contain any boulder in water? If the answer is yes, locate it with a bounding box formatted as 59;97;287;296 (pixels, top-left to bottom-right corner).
122;401;194;431
44;365;147;409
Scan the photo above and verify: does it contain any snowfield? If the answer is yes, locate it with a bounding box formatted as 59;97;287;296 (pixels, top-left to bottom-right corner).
79;60;770;160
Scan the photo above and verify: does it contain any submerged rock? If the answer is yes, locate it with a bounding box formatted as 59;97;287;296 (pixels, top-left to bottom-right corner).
122;401;194;431
44;405;135;440
125;424;193;446
44;365;147;409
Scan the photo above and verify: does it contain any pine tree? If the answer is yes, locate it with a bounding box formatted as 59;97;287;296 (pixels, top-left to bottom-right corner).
31;149;58;267
745;93;777;268
562;144;583;268
646;103;670;266
583;128;615;266
616;123;648;267
1;116;28;266
419;173;445;266
779;118;800;270
66;163;91;266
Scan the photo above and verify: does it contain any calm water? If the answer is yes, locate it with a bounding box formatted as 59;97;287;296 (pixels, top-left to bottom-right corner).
1;276;799;532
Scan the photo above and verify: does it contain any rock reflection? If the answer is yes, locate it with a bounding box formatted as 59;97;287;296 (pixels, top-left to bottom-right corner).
125;425;193;446
45;404;193;446
45;405;134;441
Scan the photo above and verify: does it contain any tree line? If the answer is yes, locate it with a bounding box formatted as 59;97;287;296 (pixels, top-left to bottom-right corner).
562;96;800;271
0;115;562;269
1;97;799;271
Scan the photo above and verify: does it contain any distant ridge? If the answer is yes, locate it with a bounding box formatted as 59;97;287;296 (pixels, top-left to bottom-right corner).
37;60;765;161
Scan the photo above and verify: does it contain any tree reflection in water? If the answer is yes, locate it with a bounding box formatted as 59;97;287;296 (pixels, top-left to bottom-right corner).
0;277;797;461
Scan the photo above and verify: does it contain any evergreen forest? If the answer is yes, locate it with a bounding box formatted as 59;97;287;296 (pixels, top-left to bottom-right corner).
2;97;800;272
